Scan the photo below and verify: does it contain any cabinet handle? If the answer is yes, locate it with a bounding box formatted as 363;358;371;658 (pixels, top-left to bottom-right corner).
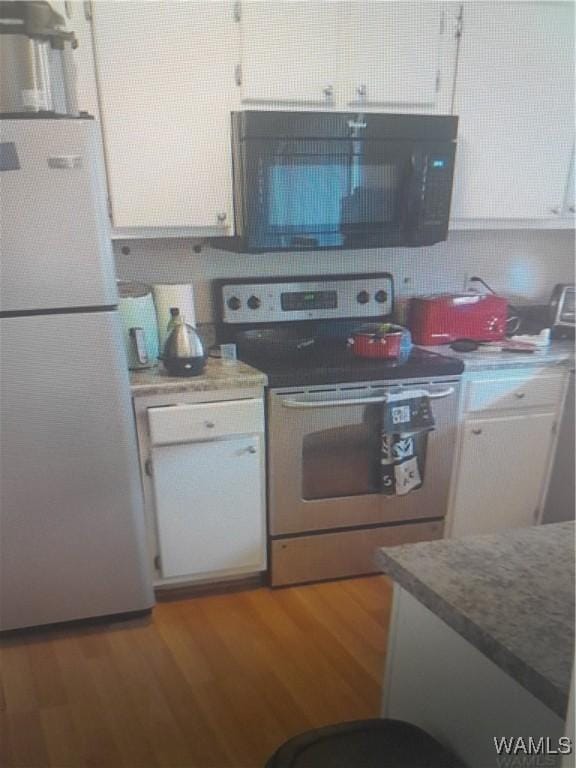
550;208;561;215
323;85;334;99
216;212;227;224
570;207;575;214
472;428;483;435
515;392;526;399
205;421;215;428
247;446;257;454
356;84;367;98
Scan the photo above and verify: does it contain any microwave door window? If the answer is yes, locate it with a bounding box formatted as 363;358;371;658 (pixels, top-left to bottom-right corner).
342;159;400;228
269;159;349;247
246;139;410;249
267;158;402;247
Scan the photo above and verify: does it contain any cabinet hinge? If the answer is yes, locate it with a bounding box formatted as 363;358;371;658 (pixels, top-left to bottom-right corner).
455;5;464;39
233;1;241;23
435;70;441;93
154;555;161;571
235;63;242;87
551;421;558;435
145;458;153;477
83;1;92;21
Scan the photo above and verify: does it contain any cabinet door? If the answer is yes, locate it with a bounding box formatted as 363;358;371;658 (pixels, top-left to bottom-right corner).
151;436;266;579
451;2;575;220
239;1;341;105
91;1;238;230
61;2;100;119
451;412;556;537
340;2;451;110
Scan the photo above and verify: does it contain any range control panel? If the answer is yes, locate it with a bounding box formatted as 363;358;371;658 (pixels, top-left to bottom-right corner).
220;275;393;324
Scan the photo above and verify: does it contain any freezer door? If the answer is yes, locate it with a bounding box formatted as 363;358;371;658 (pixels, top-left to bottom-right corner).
0;118;117;312
0;311;153;630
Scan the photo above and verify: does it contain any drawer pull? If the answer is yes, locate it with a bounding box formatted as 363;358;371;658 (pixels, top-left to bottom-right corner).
472;428;483;435
515;392;526;399
205;421;215;428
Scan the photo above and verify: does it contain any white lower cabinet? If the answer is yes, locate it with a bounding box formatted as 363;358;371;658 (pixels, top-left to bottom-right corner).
151;435;265;579
450;411;556;537
449;369;568;538
134;392;267;585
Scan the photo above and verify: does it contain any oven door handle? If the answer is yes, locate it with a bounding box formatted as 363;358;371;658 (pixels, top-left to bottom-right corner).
387;387;456;401
281;395;387;409
281;387;455;409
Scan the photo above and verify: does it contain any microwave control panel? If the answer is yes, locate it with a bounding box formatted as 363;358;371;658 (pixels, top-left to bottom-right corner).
221;275;393;324
420;149;456;226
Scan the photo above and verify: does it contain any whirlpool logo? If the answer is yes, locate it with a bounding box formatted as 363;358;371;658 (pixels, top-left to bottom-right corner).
494;736;573;766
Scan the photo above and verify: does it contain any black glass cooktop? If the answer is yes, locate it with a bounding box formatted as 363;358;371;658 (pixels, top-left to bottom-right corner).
237;340;464;388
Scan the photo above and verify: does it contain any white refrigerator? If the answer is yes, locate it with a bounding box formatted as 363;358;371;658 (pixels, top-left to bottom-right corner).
0;116;154;630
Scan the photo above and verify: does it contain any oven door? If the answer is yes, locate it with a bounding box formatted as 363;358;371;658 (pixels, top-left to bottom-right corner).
242;138;416;250
267;380;460;536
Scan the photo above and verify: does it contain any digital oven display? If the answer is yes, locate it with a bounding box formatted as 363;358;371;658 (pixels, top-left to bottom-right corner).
280;290;338;311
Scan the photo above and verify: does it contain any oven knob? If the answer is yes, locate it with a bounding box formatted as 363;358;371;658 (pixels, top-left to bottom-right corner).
247;295;261;310
357;290;370;304
375;290;388;304
227;296;241;311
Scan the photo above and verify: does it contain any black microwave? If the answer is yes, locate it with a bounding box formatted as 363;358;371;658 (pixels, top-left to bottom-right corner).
226;111;458;252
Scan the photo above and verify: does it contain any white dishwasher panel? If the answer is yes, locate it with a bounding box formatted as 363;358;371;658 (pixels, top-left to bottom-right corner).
151;435;266;579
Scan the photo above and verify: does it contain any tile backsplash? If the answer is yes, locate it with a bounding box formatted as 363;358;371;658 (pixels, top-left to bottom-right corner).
115;229;575;324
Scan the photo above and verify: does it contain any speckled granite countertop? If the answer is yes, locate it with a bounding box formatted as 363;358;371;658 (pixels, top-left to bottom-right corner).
130;358;267;396
378;523;575;718
421;340;574;372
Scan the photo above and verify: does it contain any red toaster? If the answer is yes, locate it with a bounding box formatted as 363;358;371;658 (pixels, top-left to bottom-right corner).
408;294;508;345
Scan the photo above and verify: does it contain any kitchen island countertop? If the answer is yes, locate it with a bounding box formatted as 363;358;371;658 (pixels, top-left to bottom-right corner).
378;522;575;718
130;358;267;396
421;339;574;372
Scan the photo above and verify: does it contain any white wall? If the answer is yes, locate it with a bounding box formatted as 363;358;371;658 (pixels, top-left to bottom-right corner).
115;229;575;324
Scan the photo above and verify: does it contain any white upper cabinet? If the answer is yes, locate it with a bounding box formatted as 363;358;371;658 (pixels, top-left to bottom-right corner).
451;2;575;221
238;1;456;111
239;1;341;105
91;1;239;232
60;2;100;119
339;2;453;111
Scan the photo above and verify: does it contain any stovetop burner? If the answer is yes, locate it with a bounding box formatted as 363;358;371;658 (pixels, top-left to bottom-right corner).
237;338;464;387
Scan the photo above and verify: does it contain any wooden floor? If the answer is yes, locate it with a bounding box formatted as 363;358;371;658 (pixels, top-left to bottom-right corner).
0;575;392;768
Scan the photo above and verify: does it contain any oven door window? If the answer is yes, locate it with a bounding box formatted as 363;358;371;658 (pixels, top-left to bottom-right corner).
246;140;410;249
301;403;382;499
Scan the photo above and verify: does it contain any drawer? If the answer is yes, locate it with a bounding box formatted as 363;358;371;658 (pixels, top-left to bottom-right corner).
270;521;443;587
465;374;565;413
148;398;264;446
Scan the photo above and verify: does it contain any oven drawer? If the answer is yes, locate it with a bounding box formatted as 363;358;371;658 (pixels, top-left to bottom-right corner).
465;374;565;413
270;521;443;586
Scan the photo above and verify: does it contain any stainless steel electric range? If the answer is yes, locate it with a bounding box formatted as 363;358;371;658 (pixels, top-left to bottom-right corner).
216;274;464;586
